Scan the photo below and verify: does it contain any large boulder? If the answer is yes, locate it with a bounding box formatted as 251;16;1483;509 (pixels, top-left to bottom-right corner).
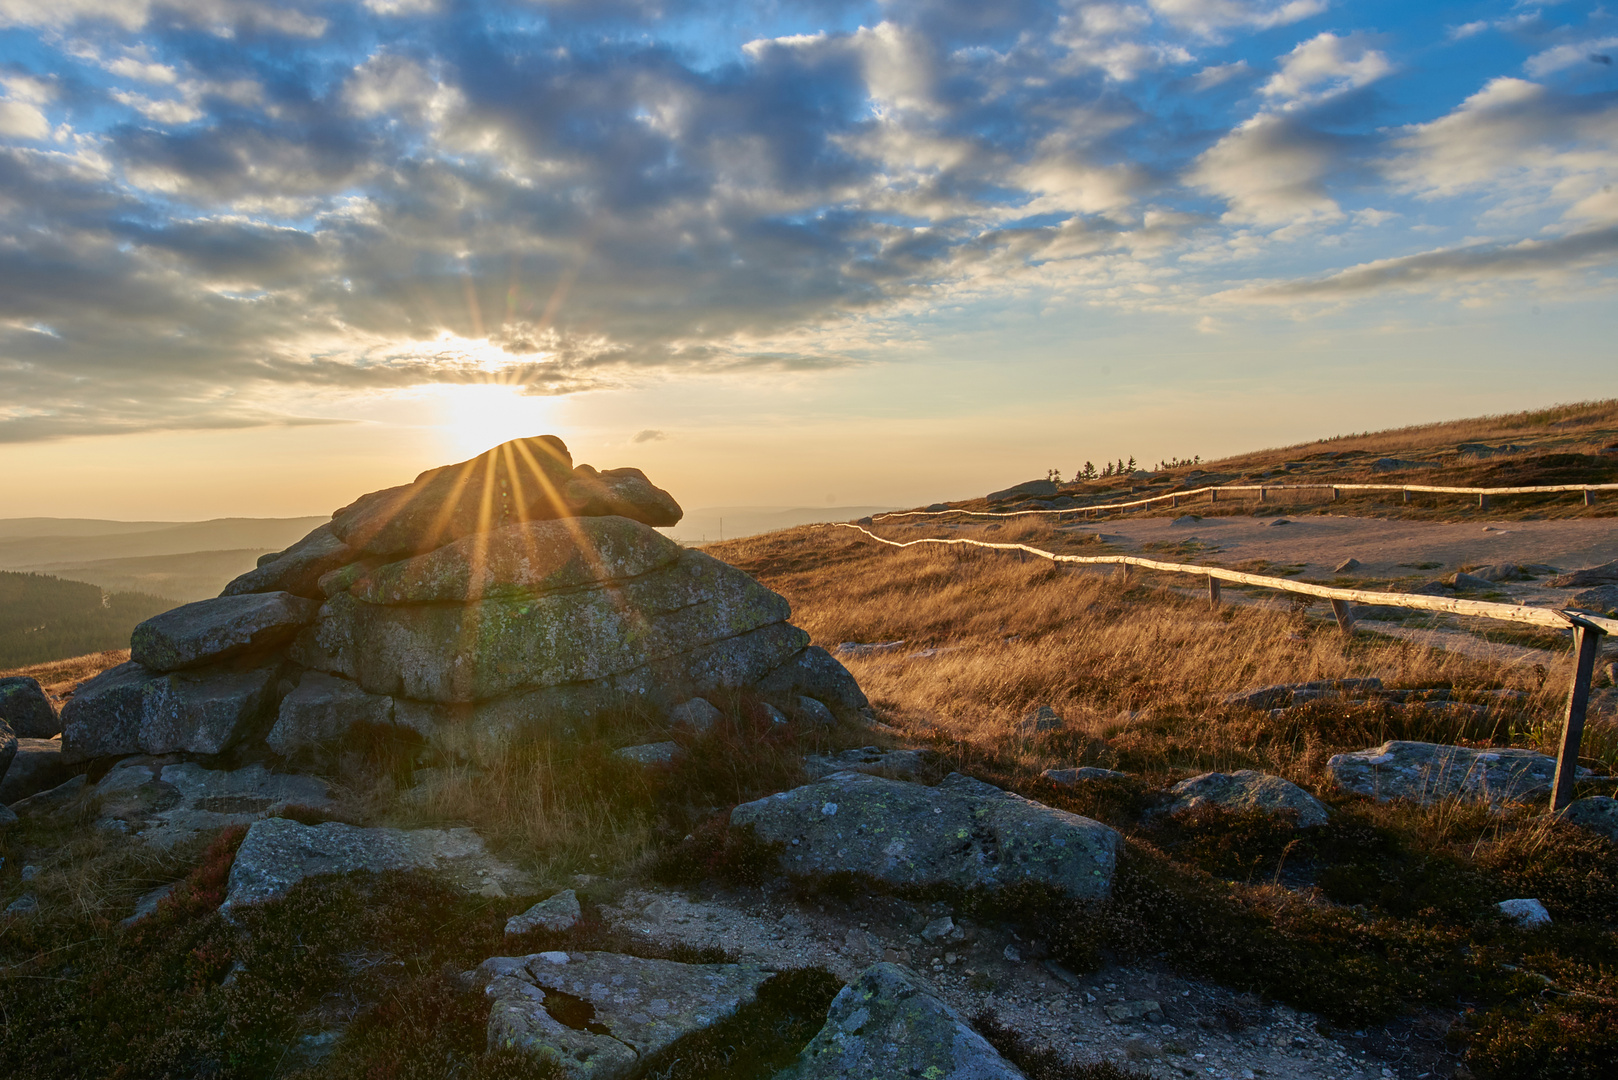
1549;560;1618;588
328;435;577;557
782;962;1024;1079
348;516;682;606
731;772;1120;900
0;738;70;804
0;677;59;738
221;818;532;915
755;645;871;724
130;592;317;672
1159;770;1330;828
1328;741;1582;805
222;524;354;599
986;479;1058;502
483;951;772;1080
298;548;792;703
266;671;398;757
0;718;15;792
60;658;285;763
561;466;683;527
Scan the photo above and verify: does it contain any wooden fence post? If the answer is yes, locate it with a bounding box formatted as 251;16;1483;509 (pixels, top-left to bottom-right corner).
1208;576;1221;609
1585;489;1594;507
1259;487;1267;503
1210;489;1218;504
1402;490;1410;504
1172;494;1179;508
1552;621;1605;813
1330;599;1356;635
1479;493;1490;510
1119;563;1132;586
1332;488;1340;501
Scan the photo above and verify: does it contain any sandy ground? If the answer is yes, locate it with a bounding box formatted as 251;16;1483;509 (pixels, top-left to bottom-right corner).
1041;513;1618;582
596;884;1453;1080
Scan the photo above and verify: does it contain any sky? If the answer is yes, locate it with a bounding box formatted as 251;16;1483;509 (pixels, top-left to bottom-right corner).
0;0;1615;520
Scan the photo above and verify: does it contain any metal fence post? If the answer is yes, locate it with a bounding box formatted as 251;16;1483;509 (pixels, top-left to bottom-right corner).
1551;621;1606;813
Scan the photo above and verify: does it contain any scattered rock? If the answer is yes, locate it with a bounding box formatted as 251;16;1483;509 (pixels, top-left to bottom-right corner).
1328;741;1582;805
0;738;66;804
803;747;939;782
796;695;837;726
130;592;318;672
1467;564;1532;583
1448;572;1494;591
1267;518;1291;527
731;771;1121;900
920;915;955;942
1560;796;1618;841
483;950;771;1080
1370;458;1439;472
561;465;683;527
1159;770;1329;828
668;697;723;732
1104;999;1165;1024
328;435;579;557
0;677;59;738
267;671;398;757
1171;515;1201;526
1497;898;1551;928
1569;584;1618;615
1042;767;1130;785
1224;679;1382;710
120;882;177;928
1548;560;1618;588
506;889;581;936
8;774;88;821
756;645;871;724
1334;558;1361;573
222;818;531;914
222;524;354;600
782;962;1023;1080
6;894;38;916
613;742;682;767
1017;705;1065;735
987;479;1058;502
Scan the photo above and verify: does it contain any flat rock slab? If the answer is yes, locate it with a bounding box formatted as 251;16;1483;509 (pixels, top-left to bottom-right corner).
1160;770;1330;828
223;818;531;915
0;677;59;738
130;591;317;672
222;524;353;600
0;737;69;804
782;962;1024;1079
506;889;581;935
731;771;1120;900
483;950;771;1080
94;761;333;847
1328;741;1584;805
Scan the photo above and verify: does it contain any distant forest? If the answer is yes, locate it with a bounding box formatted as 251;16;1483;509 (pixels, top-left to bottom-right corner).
0;572;177;670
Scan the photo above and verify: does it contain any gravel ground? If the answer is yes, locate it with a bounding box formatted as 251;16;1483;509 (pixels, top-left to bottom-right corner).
597;883;1463;1080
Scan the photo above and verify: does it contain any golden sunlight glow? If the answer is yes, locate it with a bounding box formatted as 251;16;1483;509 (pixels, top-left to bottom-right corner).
434;383;554;460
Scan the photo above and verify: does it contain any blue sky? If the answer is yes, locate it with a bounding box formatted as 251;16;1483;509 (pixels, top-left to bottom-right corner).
0;1;1615;516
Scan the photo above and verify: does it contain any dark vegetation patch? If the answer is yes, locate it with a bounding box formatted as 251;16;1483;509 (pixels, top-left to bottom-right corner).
629;967;842;1080
0;570;176;669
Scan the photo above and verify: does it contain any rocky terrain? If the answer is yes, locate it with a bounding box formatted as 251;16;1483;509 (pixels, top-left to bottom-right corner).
3;431;1618;1080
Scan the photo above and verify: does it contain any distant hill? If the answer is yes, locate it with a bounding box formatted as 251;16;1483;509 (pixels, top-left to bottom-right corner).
662;506;902;545
0;571;178;669
22;548;273;603
0;516;326;570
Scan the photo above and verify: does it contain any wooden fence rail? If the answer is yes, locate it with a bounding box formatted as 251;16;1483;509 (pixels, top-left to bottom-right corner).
828;522;1615;812
876;481;1618;520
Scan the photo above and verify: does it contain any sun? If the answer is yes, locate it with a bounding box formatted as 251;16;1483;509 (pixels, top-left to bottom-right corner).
434;383;556;461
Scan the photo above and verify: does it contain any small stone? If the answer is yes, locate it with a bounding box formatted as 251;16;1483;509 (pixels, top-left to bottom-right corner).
5;894;38;916
1448;571;1494;591
1497;898;1551;928
613;742;683;767
20;864;38;881
796;696;837;726
1104;999;1163;1024
1334;558;1361;573
1003;944;1022;962
668;697;723;733
920;916;955;942
1017;705;1065;735
1267;518;1291;527
506;889;582;935
1043;766;1130;785
1159;770;1330;829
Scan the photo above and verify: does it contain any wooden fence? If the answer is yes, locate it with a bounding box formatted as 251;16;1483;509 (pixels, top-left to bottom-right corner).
876;481;1618;520
829;521;1616;812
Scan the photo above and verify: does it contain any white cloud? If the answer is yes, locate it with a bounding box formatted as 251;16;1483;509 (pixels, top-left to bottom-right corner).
1448;20;1489;41
112;90;203;124
0;98;50;139
1192;60;1251;90
1188;112;1342;224
1149;0;1328;38
1261;32;1391;105
0;0;326;36
1526;37;1618;78
106;56;178;84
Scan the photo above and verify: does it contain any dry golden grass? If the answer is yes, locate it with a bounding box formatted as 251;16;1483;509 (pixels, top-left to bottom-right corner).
711;519;1611;792
0;648;128;701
